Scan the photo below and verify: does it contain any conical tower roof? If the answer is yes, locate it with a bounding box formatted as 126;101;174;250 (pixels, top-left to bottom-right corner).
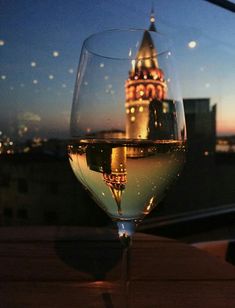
135;8;158;69
136;31;158;68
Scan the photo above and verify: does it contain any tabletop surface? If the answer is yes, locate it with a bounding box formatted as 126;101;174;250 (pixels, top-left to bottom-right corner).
1;226;235;308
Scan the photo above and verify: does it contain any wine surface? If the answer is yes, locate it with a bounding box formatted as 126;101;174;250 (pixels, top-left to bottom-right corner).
68;140;185;222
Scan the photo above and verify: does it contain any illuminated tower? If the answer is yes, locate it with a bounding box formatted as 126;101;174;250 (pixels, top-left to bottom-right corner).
125;10;167;139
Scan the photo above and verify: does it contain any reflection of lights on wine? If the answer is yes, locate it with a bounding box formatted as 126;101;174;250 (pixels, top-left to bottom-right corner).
100;63;104;68
68;68;74;74
33;79;38;84
146;196;155;211
1;75;6;80
0;40;5;46
49;74;54;80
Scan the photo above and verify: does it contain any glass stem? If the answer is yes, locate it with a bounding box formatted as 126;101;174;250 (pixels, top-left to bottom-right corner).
117;220;136;248
121;244;131;308
116;220;136;307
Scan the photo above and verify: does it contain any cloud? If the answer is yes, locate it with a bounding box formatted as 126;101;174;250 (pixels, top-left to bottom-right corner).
18;112;41;122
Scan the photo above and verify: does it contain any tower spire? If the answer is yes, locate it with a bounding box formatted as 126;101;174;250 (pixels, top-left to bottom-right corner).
149;4;157;32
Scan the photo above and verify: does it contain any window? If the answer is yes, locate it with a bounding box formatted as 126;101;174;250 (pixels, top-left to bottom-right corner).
0;1;235;237
3;207;13;218
44;211;58;225
17;178;28;194
0;174;10;187
17;209;28;219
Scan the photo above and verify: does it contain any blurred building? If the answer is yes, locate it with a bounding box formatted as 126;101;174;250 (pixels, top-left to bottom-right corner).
183;98;216;159
0;153;108;226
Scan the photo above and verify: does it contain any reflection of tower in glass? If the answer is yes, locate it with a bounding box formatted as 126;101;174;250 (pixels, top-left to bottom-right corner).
86;145;127;215
125;11;167;140
103;147;127;215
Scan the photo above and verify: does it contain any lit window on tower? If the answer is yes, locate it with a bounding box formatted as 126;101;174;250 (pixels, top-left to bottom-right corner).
163;102;169;113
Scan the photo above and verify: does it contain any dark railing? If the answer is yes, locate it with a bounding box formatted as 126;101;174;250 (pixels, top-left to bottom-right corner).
140;203;235;241
205;0;235;12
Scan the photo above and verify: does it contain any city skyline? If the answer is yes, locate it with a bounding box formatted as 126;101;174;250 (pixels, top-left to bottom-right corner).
0;0;235;138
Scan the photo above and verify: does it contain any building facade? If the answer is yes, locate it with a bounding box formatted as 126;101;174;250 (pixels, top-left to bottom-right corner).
183;98;216;158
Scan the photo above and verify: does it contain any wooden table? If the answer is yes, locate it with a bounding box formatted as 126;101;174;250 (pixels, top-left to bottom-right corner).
1;226;235;307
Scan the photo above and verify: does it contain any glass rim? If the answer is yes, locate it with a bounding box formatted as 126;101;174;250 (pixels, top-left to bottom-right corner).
83;28;171;61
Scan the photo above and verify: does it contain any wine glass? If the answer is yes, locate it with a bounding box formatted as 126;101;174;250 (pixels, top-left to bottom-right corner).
68;29;186;246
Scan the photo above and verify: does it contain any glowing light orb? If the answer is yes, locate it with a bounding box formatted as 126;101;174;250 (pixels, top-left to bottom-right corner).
33;79;38;84
1;75;6;80
188;41;197;49
31;62;36;67
48;75;54;80
0;40;5;46
68;68;74;74
52;51;59;57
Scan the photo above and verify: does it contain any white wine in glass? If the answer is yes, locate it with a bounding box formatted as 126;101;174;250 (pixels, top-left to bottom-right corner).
68;28;186;245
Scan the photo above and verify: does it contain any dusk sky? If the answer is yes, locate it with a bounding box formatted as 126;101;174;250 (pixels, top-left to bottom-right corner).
1;0;235;138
